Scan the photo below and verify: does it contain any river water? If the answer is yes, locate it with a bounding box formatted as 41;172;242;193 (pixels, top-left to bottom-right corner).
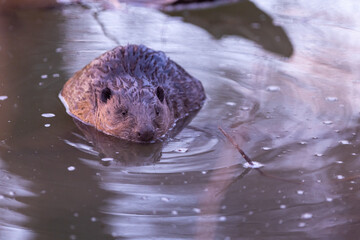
0;1;359;239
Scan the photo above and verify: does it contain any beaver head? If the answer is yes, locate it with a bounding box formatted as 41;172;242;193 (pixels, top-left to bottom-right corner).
94;85;171;143
60;44;205;143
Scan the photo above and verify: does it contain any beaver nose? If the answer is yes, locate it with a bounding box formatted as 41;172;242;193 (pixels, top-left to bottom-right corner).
136;127;155;142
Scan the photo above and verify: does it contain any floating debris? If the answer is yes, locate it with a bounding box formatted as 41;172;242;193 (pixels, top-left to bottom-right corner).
175;148;188;153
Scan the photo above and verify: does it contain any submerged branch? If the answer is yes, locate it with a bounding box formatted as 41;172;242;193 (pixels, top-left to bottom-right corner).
218;126;254;166
218;126;301;184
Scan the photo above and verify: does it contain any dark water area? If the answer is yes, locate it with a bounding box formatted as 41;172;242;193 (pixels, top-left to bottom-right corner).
0;1;360;239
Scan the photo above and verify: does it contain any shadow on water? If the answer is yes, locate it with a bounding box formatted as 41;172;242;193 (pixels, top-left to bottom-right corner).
164;0;294;57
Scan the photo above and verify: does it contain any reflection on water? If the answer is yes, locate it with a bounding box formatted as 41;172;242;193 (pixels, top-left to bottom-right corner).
0;0;360;239
165;0;294;57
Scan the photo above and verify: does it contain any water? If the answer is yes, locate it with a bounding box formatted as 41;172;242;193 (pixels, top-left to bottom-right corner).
0;1;360;239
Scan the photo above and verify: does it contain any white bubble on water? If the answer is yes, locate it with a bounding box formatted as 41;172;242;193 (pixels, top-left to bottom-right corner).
67;166;76;171
101;157;114;162
339;140;350;145
41;113;55;118
243;161;264;169
336;175;345;180
266;85;281;92
301;213;313;219
44;124;51;128
193;208;201;214
325;96;338;102
323;120;333;125
297;190;304;195
298;222;306;228
0;96;8;101
262;147;271;151
225;102;236;106
218;216;227;222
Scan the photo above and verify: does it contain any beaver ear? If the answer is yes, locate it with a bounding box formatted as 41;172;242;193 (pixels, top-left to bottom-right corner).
156;86;164;103
100;87;112;103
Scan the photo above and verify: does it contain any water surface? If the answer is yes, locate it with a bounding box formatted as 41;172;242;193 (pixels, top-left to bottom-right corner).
0;1;360;239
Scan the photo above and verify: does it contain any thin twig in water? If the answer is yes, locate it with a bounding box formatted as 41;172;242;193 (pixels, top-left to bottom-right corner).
218;126;254;166
344;175;360;181
218;126;301;184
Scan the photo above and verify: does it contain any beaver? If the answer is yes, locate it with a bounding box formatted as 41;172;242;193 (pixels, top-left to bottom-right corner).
60;44;205;143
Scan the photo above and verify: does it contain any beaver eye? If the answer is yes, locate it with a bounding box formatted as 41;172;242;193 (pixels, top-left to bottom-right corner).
156;86;164;103
100;87;112;103
122;110;128;116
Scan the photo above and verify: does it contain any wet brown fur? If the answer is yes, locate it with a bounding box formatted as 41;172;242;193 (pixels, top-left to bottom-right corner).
60;44;205;142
